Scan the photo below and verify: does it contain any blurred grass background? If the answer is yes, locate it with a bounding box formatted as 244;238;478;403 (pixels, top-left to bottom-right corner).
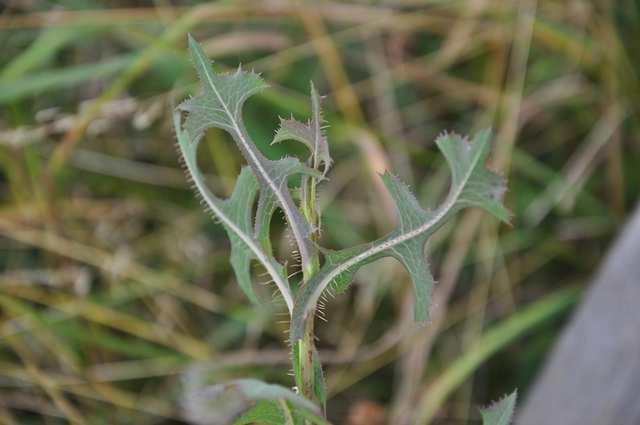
0;0;639;424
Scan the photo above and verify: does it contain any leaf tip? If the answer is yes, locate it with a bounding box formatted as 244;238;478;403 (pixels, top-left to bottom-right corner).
186;33;201;54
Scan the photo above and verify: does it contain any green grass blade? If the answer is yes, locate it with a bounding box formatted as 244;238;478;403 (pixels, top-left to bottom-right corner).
0;55;133;104
415;287;579;424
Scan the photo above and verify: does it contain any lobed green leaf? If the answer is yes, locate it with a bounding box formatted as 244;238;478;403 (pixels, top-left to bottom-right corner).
179;34;318;274
291;129;509;342
272;81;332;175
174;110;293;311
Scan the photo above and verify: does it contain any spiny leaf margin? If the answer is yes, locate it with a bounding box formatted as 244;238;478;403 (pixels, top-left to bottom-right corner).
479;390;517;425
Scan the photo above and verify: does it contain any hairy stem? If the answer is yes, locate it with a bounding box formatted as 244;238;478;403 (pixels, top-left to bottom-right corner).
299;314;317;399
294;192;324;415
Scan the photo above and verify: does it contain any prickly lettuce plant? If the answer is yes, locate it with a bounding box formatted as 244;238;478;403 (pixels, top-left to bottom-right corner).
175;34;513;424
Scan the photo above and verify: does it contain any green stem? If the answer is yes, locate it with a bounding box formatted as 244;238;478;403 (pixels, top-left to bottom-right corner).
300;314;317;399
291;263;325;425
294;172;325;416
